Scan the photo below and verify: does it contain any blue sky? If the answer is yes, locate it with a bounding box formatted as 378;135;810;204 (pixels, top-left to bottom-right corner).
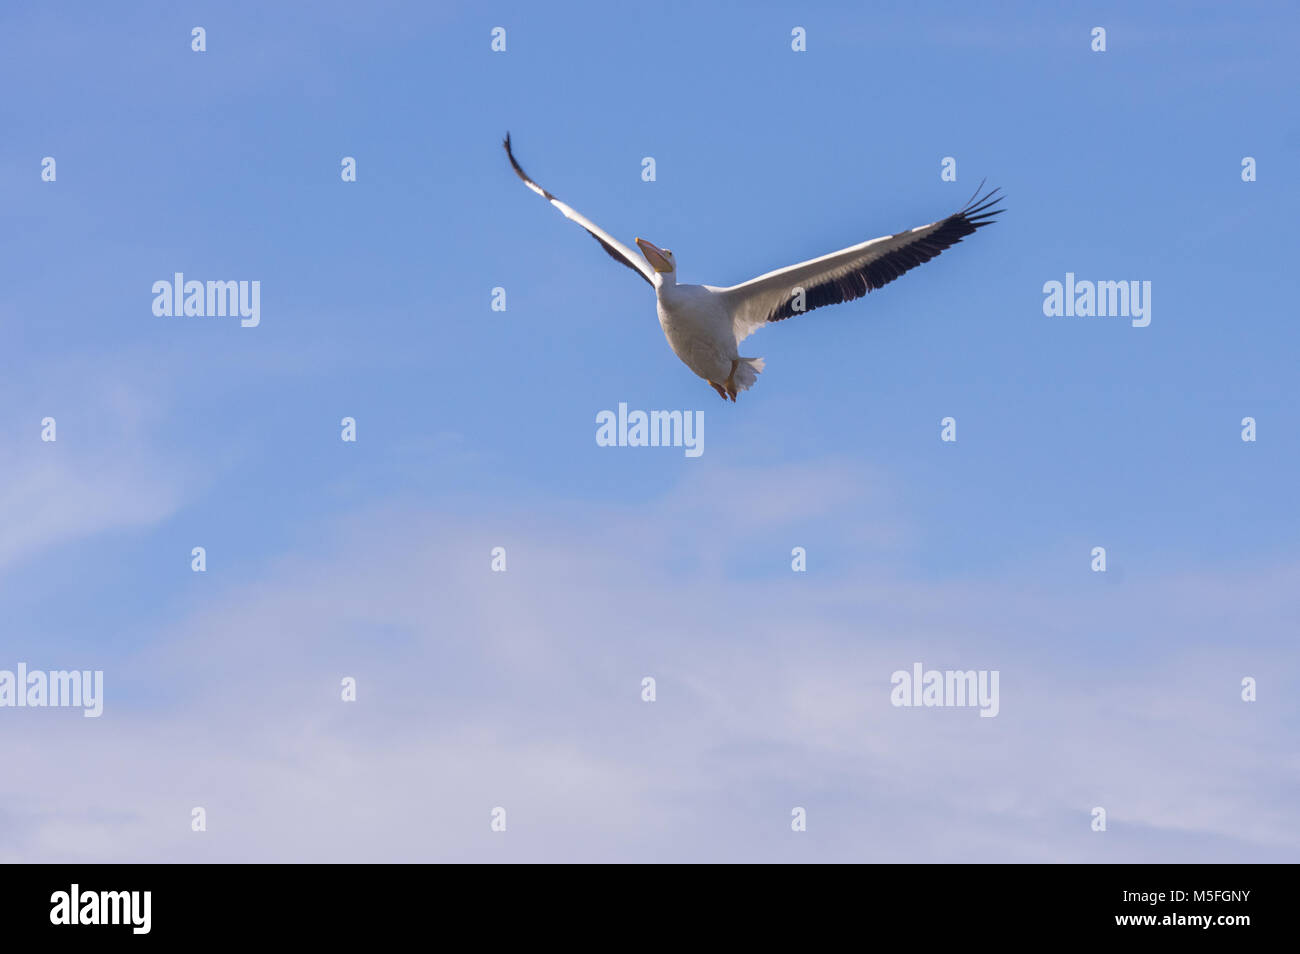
1;0;1297;861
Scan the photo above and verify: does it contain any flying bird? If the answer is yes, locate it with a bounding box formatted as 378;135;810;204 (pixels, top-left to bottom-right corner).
504;134;1003;402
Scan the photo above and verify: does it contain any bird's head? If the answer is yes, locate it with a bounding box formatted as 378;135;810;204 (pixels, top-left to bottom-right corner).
636;238;676;281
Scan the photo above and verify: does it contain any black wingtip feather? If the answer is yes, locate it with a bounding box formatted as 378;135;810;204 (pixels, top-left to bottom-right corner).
502;132;555;200
958;183;1006;226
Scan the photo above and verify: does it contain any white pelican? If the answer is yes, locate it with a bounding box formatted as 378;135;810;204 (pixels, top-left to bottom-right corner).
504;134;1003;402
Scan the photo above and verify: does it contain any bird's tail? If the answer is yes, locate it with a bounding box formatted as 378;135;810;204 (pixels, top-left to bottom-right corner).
734;357;765;392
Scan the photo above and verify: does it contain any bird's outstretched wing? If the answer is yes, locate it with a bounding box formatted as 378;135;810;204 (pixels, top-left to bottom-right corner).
503;134;655;287
714;185;1004;342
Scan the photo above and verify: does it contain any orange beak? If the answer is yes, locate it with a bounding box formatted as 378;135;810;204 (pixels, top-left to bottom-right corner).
635;237;673;273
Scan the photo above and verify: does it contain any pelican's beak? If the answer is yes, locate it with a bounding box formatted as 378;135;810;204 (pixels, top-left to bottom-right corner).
636;237;673;273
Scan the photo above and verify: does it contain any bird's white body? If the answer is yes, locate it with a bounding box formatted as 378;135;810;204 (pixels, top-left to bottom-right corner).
656;283;760;391
503;134;1001;402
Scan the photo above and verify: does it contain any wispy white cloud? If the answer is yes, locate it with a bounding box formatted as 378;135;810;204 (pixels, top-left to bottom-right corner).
0;356;194;573
2;472;1294;862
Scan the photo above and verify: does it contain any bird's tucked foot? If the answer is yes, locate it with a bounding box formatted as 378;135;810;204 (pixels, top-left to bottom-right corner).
724;359;739;401
709;381;728;401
